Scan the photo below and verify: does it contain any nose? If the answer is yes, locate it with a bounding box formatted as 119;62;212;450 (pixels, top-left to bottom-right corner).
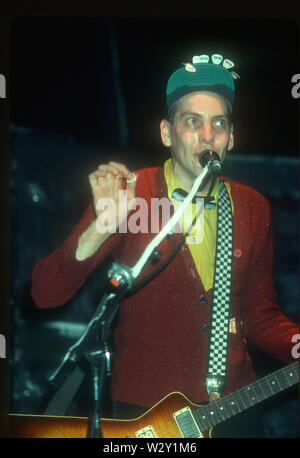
200;121;214;145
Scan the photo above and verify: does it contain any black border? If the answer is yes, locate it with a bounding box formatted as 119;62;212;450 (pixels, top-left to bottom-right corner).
1;2;299;443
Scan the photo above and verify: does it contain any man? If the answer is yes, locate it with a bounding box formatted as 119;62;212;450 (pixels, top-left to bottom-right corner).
31;54;298;437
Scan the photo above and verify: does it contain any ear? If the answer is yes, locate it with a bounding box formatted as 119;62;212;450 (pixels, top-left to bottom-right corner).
228;125;234;151
160;119;172;147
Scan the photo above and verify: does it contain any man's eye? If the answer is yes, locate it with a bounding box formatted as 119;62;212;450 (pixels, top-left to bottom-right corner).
186;118;200;128
214;119;227;128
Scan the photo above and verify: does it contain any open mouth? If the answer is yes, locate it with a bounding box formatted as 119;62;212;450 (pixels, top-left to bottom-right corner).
196;150;220;167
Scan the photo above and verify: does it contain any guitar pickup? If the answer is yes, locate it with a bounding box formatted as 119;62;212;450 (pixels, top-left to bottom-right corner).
173;406;203;438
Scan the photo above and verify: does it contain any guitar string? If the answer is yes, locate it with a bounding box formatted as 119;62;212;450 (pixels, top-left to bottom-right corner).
194;367;298;429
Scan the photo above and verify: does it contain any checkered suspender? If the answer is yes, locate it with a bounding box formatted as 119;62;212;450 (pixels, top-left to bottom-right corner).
206;180;233;397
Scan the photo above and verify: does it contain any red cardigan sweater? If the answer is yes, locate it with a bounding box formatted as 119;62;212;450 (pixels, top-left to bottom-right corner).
31;166;298;407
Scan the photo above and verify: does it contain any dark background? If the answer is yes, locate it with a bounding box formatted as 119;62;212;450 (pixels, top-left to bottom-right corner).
9;17;299;437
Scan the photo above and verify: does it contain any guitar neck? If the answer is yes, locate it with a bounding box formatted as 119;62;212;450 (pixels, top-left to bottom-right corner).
193;362;299;431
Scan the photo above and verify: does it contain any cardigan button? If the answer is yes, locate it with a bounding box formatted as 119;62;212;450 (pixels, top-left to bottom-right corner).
200;295;208;304
203;325;210;333
234;248;242;258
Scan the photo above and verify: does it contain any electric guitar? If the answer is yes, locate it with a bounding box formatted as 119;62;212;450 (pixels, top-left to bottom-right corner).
10;361;298;438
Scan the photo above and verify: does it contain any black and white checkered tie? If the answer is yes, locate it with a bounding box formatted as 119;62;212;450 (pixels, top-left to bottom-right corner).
206;180;233;397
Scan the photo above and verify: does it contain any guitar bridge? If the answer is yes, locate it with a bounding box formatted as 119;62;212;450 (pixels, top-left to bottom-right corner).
173;406;203;438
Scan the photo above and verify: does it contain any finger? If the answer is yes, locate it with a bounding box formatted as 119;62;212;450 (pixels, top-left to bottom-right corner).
89;170;111;184
97;162;135;181
91;170;107;179
97;164;110;173
108;162;133;178
96;164;125;180
88;173;98;187
97;163;120;175
102;171;116;180
94;170;120;181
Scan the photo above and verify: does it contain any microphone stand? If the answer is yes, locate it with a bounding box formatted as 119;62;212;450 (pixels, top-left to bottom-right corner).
47;158;219;438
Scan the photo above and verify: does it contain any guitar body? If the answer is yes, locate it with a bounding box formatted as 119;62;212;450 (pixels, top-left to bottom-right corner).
9;362;298;438
10;392;211;438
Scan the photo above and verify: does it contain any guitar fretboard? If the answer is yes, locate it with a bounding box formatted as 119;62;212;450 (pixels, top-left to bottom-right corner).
193;362;299;431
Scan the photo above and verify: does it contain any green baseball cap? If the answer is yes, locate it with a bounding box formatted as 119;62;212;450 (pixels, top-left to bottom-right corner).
166;58;236;113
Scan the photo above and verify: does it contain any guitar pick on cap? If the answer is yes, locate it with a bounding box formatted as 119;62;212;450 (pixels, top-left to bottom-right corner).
211;54;223;65
192;54;210;64
230;71;240;80
223;59;234;69
192;56;201;64
184;63;196;72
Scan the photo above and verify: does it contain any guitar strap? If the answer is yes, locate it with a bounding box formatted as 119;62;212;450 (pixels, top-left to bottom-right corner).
205;180;233;398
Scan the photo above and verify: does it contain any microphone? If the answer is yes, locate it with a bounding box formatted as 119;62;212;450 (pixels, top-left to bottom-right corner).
199;150;221;174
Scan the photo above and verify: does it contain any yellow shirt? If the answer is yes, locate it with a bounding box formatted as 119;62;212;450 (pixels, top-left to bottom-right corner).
164;158;234;292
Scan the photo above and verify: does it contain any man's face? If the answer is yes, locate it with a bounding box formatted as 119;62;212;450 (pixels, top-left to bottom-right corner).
160;91;234;189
